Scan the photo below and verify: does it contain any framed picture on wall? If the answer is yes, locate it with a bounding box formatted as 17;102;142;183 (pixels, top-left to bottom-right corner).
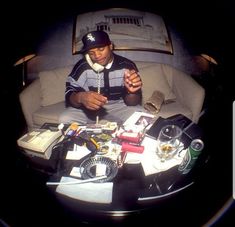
72;8;173;55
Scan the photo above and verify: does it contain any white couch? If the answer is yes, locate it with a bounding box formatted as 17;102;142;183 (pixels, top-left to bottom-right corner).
19;61;205;130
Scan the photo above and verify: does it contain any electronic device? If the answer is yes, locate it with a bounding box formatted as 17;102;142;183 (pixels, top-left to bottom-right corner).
85;54;104;72
17;129;62;159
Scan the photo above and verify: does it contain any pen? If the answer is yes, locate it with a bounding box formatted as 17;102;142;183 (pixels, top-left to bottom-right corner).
117;151;127;167
90;137;100;149
74;128;82;137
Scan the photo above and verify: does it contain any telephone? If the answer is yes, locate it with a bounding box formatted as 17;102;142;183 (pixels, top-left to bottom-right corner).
85;54;104;72
17;129;62;159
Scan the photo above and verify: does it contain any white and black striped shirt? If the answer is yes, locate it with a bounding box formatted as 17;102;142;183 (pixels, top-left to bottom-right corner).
65;54;140;107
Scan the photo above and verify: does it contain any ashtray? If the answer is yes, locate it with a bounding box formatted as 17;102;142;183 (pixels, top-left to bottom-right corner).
80;156;118;183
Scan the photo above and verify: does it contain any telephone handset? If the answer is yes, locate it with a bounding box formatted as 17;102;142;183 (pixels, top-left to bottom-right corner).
85;54;104;73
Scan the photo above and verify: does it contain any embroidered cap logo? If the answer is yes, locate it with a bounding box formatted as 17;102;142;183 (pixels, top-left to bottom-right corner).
87;33;95;42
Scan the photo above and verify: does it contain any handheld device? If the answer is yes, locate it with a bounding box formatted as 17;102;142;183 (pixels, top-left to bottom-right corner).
85;54;104;73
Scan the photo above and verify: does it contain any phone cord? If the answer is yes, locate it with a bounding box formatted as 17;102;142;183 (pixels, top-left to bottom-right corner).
97;72;101;94
96;72;101;124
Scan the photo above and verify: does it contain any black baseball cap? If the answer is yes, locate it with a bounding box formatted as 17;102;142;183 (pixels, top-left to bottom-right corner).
78;30;111;54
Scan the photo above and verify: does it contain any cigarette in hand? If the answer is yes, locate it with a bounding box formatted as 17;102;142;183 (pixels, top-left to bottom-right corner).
127;71;137;86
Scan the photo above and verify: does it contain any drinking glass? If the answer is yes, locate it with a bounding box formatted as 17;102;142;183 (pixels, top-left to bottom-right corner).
156;124;182;162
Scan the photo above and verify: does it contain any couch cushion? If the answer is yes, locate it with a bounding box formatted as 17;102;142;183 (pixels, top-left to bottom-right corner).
135;61;157;69
33;101;66;126
158;101;193;120
39;66;73;106
138;64;176;105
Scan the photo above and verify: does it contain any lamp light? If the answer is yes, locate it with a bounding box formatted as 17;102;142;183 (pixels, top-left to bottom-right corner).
200;53;218;65
199;53;218;78
14;53;36;86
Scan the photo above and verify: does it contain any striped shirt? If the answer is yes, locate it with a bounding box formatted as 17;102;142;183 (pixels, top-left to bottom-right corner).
65;53;139;107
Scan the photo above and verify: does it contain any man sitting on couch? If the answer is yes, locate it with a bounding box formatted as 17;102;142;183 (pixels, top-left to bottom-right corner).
59;30;145;125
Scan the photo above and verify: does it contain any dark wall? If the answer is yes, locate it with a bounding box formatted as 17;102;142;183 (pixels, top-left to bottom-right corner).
0;1;233;71
0;1;234;226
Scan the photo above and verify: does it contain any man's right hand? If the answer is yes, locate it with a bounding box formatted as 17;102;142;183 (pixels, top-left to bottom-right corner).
72;91;107;110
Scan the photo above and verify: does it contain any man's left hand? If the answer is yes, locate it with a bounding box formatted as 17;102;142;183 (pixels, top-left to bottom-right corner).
124;69;142;93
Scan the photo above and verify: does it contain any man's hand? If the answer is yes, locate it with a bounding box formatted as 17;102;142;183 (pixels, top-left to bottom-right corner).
124;69;142;93
71;91;107;110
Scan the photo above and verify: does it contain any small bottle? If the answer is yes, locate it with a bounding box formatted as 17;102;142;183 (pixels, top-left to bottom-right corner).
178;139;204;174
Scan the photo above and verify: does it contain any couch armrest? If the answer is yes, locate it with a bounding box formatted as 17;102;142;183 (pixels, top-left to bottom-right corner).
171;68;205;123
19;79;41;129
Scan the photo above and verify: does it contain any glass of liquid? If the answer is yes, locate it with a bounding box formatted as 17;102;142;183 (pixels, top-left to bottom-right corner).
156;124;182;162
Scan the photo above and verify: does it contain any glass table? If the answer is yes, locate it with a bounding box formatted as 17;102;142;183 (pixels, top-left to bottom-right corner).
44;115;206;225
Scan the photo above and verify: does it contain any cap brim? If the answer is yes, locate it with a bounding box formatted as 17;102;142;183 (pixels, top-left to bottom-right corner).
78;43;111;54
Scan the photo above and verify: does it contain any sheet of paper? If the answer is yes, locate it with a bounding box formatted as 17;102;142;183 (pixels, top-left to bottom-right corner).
140;136;186;176
56;176;113;204
70;167;82;178
66;146;91;160
124;152;142;164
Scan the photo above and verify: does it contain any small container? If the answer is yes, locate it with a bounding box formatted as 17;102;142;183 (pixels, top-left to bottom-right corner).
66;122;79;136
178;139;204;174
